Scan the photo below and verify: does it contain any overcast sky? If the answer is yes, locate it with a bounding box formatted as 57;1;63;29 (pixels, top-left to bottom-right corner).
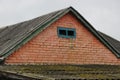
0;0;120;40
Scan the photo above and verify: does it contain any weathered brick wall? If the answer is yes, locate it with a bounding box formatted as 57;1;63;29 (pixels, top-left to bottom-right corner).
5;12;120;65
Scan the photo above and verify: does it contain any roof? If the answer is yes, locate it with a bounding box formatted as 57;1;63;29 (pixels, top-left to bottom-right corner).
98;31;120;55
0;64;120;79
0;6;120;62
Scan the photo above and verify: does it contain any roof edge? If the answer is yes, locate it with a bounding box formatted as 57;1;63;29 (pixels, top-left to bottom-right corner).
0;7;71;59
68;7;120;58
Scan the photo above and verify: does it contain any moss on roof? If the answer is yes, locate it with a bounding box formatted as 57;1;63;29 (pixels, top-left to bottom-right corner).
0;64;120;79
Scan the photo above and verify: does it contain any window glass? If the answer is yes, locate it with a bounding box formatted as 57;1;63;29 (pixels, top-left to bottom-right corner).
58;27;76;38
68;30;74;36
59;30;66;35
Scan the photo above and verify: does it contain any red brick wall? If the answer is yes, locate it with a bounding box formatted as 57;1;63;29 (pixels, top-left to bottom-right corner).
5;12;120;65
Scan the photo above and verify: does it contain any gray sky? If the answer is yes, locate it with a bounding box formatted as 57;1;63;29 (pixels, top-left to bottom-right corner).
0;0;120;40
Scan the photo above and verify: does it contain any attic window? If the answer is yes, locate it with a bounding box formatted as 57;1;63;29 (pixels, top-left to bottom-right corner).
57;27;76;38
59;30;66;35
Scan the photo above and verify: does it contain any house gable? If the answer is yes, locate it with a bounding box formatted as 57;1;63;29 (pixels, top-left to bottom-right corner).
0;7;120;65
5;12;120;65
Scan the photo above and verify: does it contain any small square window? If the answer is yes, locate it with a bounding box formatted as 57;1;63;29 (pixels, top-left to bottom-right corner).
68;30;74;36
57;27;76;38
59;30;66;35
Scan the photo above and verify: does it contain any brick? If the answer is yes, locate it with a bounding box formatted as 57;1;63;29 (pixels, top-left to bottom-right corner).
5;12;120;65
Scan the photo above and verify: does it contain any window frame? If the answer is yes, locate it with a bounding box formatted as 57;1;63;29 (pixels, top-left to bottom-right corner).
57;27;76;38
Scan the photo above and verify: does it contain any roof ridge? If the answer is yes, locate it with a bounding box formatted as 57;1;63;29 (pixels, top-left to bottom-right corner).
0;7;70;29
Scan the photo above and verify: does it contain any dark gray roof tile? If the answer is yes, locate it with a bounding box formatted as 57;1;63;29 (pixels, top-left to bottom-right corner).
98;31;120;55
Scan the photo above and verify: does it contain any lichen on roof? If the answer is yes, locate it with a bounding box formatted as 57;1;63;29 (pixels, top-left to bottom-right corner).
0;64;120;79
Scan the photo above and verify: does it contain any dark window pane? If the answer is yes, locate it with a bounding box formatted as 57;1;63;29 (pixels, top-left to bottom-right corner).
59;30;66;35
58;27;76;38
68;30;74;36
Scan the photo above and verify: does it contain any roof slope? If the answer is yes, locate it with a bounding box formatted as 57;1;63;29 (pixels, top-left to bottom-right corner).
0;7;120;61
98;31;120;54
0;7;69;58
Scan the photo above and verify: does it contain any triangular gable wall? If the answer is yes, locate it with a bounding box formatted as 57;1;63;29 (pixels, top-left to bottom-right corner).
5;12;120;65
